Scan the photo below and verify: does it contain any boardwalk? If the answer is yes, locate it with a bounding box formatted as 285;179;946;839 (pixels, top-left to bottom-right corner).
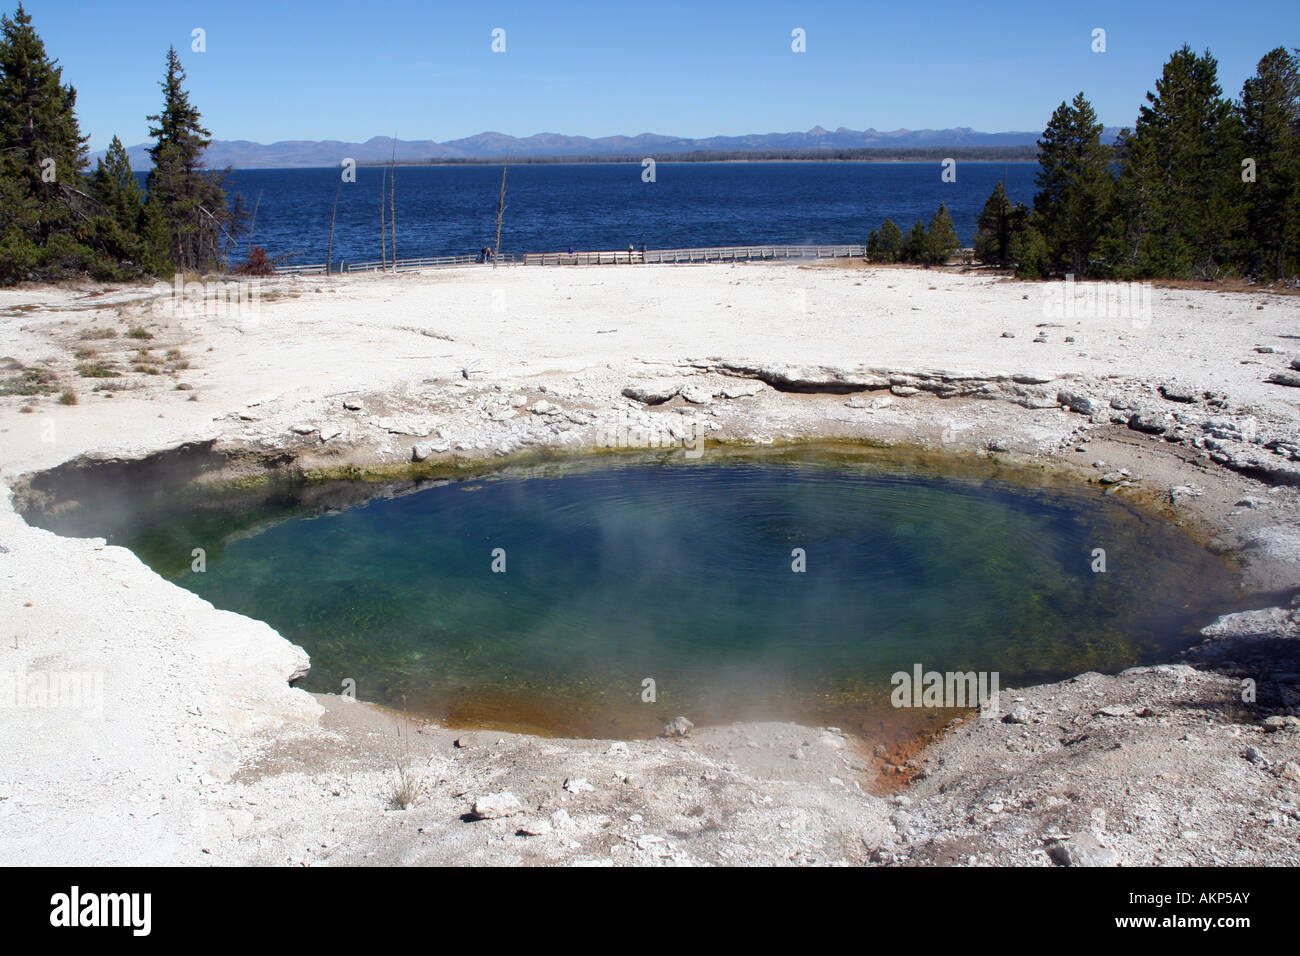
273;243;864;276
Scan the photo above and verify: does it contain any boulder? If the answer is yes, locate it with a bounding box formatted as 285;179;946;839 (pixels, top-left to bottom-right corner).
622;381;680;404
1048;833;1118;867
1159;383;1199;403
1057;389;1099;416
470;791;524;820
1128;407;1168;434
661;716;694;737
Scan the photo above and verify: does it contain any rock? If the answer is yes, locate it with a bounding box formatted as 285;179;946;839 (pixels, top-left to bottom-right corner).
1003;703;1030;724
622;382;680;405
1128;407;1168;434
1292;357;1300;371
1099;471;1128;485
342;399;364;411
679;385;714;405
319;425;342;442
1097;704;1134;717
529;401;561;415
1170;484;1203;503
719;381;762;399
844;394;874;409
563;777;594;794
871;395;894;409
1058;389;1099;416
470;791;524;820
1280;762;1300;782
411;443;433;462
1263;715;1300;732
661;716;694;737
1048;833;1118;867
987;437;1011;452
1267;371;1300;388
890;385;921;397
290;423;317;435
1159;383;1199;403
1001;331;1015;338
515;818;553;837
1245;746;1265;764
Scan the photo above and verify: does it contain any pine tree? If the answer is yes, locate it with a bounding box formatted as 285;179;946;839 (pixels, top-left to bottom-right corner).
1010;225;1050;279
973;181;1028;267
925;202;959;264
867;218;904;262
901;219;928;263
1238;47;1300;279
1109;47;1244;278
145;46;234;272
90;135;143;231
0;2;100;282
1034;92;1114;277
88;135;168;274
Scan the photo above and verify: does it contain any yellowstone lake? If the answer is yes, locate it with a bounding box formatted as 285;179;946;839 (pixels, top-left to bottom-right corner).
212;161;1039;267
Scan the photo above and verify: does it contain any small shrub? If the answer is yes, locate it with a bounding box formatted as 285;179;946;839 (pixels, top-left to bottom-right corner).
58;390;77;405
126;325;153;340
78;327;118;340
233;246;277;277
77;361;121;378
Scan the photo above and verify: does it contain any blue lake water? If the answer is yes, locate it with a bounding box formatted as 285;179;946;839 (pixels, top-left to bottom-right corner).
195;161;1038;266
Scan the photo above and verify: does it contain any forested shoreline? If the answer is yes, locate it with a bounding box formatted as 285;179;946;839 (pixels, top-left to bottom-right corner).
2;0;1295;286
868;46;1299;282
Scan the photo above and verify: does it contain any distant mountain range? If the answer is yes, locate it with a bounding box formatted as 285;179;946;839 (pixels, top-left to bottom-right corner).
98;125;1123;169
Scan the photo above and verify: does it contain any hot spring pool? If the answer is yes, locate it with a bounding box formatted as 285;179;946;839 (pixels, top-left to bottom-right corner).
36;447;1240;740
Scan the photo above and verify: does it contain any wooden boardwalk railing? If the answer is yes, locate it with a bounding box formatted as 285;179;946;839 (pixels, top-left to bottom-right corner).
274;243;864;275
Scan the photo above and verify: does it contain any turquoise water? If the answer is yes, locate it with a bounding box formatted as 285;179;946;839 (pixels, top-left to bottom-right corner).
56;451;1238;738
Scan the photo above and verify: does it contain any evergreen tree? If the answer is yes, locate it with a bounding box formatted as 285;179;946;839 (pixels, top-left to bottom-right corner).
145;46;235;272
1238;47;1300;279
90;135;143;231
901;219;928;263
925;202;959;264
973;180;1028;267
88;135;168;274
1108;47;1244;278
1010;225;1050;279
867;218;904;262
0;2;98;282
1034;92;1114;277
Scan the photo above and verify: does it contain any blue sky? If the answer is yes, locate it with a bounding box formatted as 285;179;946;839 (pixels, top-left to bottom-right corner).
16;0;1300;151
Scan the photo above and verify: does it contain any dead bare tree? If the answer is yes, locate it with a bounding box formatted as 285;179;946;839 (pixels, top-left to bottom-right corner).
326;183;341;276
246;190;263;257
493;160;508;268
380;167;388;269
389;135;398;267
